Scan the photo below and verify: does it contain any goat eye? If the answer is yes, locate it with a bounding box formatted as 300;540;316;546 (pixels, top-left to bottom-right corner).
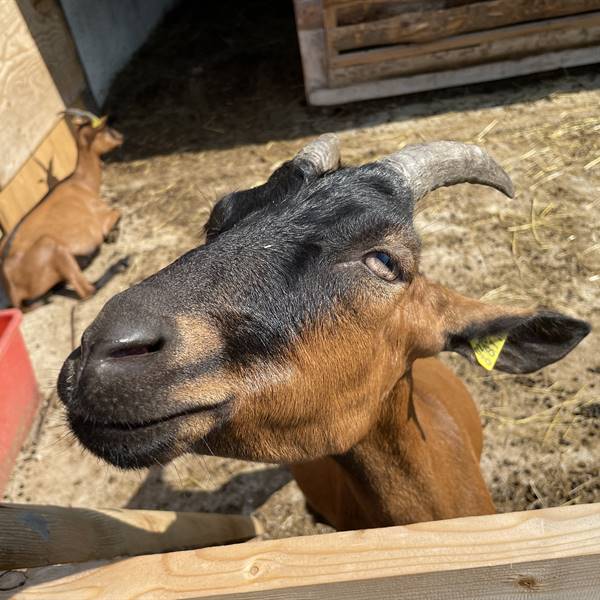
363;251;400;282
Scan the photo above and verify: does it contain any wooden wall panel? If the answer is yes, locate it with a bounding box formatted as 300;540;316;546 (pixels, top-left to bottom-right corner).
0;0;65;188
0;118;76;233
16;0;87;106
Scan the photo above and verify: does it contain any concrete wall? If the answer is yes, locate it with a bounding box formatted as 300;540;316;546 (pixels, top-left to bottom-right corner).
60;0;178;105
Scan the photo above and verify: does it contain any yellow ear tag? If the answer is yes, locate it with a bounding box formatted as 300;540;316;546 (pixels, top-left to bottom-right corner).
469;334;507;371
91;116;106;129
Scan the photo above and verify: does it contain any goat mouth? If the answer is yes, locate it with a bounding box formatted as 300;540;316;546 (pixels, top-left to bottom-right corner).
68;401;225;433
67;400;229;469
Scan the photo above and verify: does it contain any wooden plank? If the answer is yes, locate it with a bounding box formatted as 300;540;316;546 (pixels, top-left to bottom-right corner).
330;19;600;86
308;45;600;105
15;0;87;105
294;0;326;30
0;503;262;570
0;0;65;188
0;118;76;234
294;0;330;97
4;503;600;599
326;0;478;26
330;0;600;50
331;12;600;68
297;29;330;95
324;0;476;9
4;555;600;600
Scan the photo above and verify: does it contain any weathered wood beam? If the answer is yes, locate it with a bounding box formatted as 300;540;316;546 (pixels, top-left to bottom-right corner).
330;20;600;86
294;0;330;97
0;503;262;570
0;118;77;234
308;46;600;105
3;503;600;599
330;0;600;49
331;12;600;67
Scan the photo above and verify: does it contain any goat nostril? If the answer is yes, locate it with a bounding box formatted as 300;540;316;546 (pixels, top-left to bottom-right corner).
107;338;164;360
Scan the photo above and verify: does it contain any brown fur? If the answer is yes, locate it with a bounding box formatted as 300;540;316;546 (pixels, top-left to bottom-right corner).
179;275;529;530
0;120;123;309
291;358;493;530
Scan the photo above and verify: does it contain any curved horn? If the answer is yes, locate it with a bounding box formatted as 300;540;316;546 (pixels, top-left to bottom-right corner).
295;133;341;175
381;141;514;201
62;108;105;128
62;108;99;122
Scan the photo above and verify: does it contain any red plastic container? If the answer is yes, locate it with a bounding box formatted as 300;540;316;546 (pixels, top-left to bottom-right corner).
0;309;40;493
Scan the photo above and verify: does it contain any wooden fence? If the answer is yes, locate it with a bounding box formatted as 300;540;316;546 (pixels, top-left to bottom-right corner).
1;502;599;599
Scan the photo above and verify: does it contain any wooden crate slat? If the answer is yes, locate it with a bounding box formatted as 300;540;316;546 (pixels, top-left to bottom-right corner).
324;0;477;10
328;0;480;27
331;11;600;68
294;0;600;104
309;45;600;105
330;19;600;86
4;503;600;599
330;0;600;50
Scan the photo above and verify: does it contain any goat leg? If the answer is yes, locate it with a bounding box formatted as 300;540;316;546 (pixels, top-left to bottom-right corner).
103;208;122;244
50;242;96;300
2;236;94;307
93;256;130;291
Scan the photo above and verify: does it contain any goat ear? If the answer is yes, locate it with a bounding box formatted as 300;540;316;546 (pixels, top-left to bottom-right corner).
205;161;311;241
410;278;590;374
445;310;590;374
205;136;339;241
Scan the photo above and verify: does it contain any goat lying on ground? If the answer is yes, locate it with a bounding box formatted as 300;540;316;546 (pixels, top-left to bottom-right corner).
0;109;129;310
58;137;590;530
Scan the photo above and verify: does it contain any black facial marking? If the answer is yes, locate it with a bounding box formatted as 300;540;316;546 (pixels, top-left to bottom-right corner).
205;159;315;241
58;149;423;468
184;163;418;367
289;241;322;279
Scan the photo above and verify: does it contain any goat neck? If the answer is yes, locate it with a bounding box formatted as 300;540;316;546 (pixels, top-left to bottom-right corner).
72;143;103;192
291;357;495;531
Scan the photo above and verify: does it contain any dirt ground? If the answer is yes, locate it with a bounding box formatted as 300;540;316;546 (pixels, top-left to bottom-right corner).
4;0;599;539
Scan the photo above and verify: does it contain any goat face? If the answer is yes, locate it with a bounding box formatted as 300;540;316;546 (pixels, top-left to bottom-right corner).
93;126;124;155
57;137;589;469
75;120;124;156
65;109;124;155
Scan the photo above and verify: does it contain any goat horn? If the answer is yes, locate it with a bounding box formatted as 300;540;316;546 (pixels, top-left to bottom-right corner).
295;134;341;174
62;108;104;128
381;141;514;201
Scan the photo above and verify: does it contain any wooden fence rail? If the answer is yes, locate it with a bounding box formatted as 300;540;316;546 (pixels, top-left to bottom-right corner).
0;503;261;570
2;502;599;599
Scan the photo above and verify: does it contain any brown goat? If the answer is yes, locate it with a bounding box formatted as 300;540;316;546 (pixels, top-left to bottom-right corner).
58;136;590;531
0;110;128;310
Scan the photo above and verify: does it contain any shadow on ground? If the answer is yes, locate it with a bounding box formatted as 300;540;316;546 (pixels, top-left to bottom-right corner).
104;0;600;163
126;465;292;514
